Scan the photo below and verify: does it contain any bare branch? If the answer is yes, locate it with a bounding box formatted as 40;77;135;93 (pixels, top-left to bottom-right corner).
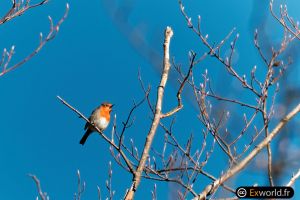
270;0;300;40
29;174;48;200
161;51;197;118
0;0;49;25
286;168;300;187
179;0;261;97
97;186;102;200
194;103;300;200
124;26;174;200
0;3;69;76
151;184;157;200
119;90;150;149
74;170;85;200
105;161;115;200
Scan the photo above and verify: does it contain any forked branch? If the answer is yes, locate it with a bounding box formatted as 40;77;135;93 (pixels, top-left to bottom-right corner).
124;26;174;200
0;3;69;76
0;0;49;25
194;103;300;200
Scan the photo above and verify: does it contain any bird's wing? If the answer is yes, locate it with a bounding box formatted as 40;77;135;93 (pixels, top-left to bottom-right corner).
84;106;100;130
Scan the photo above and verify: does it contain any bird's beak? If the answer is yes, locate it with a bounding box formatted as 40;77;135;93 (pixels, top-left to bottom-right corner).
109;104;114;112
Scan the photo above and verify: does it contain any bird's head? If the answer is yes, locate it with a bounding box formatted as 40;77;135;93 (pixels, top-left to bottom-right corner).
101;102;114;114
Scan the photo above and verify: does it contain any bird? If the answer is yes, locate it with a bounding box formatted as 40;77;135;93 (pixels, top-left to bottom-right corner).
80;102;114;145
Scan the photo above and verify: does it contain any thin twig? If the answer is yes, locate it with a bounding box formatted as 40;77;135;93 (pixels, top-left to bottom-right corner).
0;0;49;25
29;174;48;200
74;170;85;200
193;103;300;200
286;168;300;187
161;51;197;118
0;3;69;76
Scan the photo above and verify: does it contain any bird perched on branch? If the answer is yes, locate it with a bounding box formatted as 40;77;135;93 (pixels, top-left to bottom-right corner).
80;102;114;145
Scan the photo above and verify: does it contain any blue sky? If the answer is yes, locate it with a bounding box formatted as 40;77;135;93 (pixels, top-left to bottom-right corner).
0;0;300;199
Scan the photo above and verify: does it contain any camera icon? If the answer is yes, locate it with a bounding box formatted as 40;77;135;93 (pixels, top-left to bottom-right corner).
236;188;247;198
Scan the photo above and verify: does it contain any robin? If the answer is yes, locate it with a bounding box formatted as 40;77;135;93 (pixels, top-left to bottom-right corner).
80;102;114;145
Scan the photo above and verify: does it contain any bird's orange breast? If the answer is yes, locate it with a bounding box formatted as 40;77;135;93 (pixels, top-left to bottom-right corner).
99;106;111;121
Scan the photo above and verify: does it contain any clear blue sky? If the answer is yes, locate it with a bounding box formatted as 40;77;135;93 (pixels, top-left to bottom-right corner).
0;0;300;199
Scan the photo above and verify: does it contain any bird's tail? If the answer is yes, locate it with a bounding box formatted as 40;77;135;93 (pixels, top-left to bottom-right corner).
79;129;92;145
